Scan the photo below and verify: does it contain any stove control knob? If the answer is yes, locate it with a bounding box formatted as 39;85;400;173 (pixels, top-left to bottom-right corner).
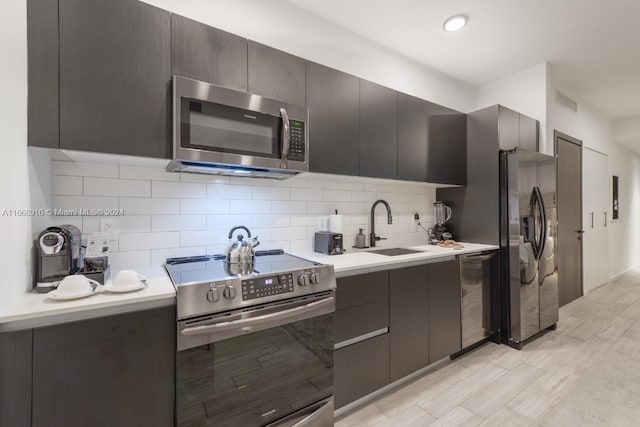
298;274;309;286
223;285;237;300
309;272;320;285
206;287;219;303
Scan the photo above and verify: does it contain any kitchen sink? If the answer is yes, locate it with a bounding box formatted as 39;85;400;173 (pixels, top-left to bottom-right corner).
368;248;425;256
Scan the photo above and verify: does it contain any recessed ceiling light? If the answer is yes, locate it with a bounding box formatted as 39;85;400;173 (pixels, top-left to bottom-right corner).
443;15;467;32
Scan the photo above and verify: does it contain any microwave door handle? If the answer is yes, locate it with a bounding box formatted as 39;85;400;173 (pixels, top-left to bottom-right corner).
180;296;335;339
279;107;290;169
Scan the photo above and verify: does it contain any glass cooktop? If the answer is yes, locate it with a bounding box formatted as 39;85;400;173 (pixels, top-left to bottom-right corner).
164;250;321;287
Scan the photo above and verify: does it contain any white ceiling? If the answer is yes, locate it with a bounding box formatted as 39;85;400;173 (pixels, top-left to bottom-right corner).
287;0;640;120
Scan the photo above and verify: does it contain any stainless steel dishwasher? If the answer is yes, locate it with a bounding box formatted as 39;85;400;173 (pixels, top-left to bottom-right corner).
460;251;499;349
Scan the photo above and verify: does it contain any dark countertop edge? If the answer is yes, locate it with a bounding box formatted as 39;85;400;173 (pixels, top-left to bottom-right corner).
0;295;176;333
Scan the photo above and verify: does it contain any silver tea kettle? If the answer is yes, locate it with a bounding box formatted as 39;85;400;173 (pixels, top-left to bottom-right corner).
225;226;260;265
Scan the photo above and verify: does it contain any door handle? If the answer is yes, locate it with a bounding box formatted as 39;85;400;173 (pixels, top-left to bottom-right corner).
590;212;594;229
575;230;585;234
604;211;607;227
279;107;290;169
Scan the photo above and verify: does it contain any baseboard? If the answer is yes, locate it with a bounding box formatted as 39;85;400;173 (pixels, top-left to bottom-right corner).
609;265;640;282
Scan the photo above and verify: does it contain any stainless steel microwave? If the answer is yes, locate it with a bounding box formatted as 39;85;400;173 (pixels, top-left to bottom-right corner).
167;76;309;179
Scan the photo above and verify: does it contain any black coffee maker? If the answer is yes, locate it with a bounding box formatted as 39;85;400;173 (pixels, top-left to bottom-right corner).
35;225;82;293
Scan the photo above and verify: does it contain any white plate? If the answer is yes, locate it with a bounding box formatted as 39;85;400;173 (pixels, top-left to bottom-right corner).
47;284;104;301
103;279;148;293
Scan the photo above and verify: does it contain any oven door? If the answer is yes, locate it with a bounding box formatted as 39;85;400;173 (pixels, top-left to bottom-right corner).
177;292;335;427
173;76;308;173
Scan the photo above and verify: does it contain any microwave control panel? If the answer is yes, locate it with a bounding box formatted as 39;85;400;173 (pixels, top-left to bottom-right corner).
288;120;306;162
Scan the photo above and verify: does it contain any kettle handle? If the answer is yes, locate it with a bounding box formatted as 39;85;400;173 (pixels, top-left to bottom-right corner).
228;225;252;239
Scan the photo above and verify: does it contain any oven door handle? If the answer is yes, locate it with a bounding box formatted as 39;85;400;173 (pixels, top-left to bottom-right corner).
180;296;335;338
279;107;290;169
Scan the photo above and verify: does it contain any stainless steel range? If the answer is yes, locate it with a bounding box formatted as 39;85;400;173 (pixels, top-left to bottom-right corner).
165;249;336;427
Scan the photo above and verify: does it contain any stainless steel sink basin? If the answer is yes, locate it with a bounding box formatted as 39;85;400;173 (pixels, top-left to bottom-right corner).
368;248;424;256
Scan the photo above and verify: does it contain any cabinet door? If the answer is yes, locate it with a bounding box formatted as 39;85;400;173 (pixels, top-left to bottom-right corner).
59;0;171;158
0;329;33;427
32;307;176;427
498;106;519;150
429;259;462;363
171;14;247;91
306;62;360;175
519;114;538;151
427;104;467;185
27;0;59;148
359;80;397;179
397;93;429;182
248;41;305;106
334;333;389;408
390;265;429;382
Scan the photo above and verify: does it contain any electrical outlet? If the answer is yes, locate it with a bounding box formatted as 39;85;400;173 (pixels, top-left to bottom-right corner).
100;219;116;239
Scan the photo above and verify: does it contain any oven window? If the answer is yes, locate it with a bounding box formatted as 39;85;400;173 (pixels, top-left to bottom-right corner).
181;98;281;158
177;313;334;427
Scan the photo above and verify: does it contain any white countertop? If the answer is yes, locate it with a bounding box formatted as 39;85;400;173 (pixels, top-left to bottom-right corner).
296;242;499;277
0;265;175;331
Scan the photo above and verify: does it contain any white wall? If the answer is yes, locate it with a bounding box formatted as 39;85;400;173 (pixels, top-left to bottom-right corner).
476;62;549;153
0;0;31;303
143;0;476;113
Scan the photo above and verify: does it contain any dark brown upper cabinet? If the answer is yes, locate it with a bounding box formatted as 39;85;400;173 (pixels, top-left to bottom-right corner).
58;0;171;158
397;93;429;182
427;103;467;185
171;14;247;91
359;80;397;179
28;0;59;149
248;41;305;106
306;62;360;175
498;105;539;152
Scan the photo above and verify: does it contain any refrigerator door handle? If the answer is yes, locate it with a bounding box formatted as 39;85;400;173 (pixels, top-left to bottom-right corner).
535;186;547;260
529;189;540;258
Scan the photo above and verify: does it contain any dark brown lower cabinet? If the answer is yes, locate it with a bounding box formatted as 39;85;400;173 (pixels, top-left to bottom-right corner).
389;265;429;382
428;260;462;363
0;329;33;427
32;306;176;427
334;333;390;409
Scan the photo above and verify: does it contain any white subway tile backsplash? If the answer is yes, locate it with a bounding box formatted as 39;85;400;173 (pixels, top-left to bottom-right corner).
84;177;150;197
230;200;271;214
51;159;438;264
53;161;118;178
207;183;252;199
120;197;179;215
152;215;206;231
272;201;307;214
206;214;252;230
119;232;179;251
53;195;118;211
252;186;290;200
120;165;179;181
52;176;83;195
291;188;323;201
180;199;230;215
153;181;206;198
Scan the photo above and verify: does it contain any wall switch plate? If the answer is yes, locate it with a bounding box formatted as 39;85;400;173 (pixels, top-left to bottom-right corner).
100;219;116;239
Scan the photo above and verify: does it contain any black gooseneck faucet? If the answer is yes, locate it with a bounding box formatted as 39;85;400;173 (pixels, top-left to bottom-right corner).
369;200;393;247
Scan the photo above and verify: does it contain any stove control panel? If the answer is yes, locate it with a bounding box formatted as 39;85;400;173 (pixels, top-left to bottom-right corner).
242;273;295;301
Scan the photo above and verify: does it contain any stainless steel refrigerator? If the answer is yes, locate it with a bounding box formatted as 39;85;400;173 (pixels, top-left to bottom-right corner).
500;148;559;349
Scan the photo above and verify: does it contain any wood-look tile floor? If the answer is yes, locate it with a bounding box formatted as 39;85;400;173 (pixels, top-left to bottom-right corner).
336;268;640;427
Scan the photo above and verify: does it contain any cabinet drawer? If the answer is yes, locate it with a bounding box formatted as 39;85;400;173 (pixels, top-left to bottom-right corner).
335;333;389;408
336;299;389;344
336;271;389;310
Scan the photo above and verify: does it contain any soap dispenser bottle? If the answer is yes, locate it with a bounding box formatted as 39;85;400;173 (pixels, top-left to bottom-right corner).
355;228;367;248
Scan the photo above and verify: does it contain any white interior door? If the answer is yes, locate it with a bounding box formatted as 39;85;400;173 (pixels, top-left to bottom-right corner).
583;148;610;293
